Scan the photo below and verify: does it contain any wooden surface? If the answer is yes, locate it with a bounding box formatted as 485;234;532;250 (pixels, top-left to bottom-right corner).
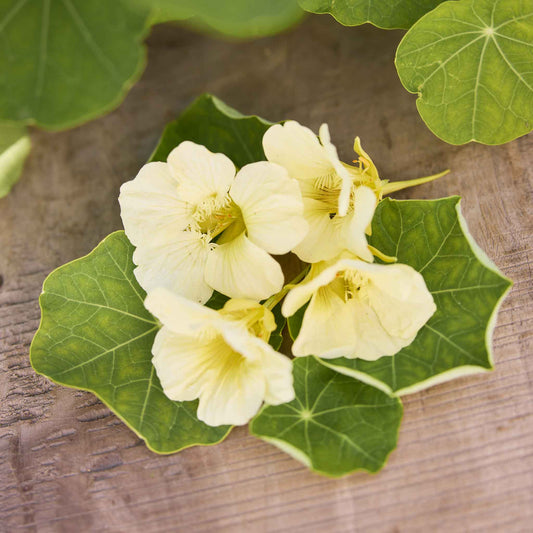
1;16;532;533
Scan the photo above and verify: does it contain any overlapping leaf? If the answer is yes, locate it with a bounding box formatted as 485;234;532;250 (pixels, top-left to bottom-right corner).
289;197;511;395
298;0;445;29
396;0;533;144
150;93;272;167
30;231;231;452
0;122;30;198
250;357;403;477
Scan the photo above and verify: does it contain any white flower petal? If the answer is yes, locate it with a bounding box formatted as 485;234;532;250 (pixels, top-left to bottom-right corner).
167;141;235;205
221;325;294;405
197;361;266;426
151;327;207;401
291;285;358;358
342;186;376;262
133;230;213;304
366;263;437;339
230;161;308;254
262;121;333;182
205;233;284;300
291;198;345;263
345;298;412;360
145;288;217;336
119;162;191;246
282;262;335;317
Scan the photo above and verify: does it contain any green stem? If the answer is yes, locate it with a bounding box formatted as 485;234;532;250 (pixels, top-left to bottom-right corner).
264;266;310;310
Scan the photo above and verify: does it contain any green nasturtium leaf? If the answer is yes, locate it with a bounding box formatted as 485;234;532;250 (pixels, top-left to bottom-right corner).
0;0;151;130
0;122;31;198
150;0;304;39
30;231;231;453
289;197;511;395
150;93;272;168
298;0;446;29
250;357;403;477
395;0;533;145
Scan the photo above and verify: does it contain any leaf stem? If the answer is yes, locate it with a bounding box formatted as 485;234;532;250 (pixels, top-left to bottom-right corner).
264;266;310;310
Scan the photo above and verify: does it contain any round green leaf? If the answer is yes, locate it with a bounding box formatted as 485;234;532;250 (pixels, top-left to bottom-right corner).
395;0;533;144
0;0;151;129
30;231;231;453
150;93;272;168
298;0;446;29
250;357;403;477
0;122;30;197
289;197;511;395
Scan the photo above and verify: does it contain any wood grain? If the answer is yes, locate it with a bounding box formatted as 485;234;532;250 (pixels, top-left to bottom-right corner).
1;17;532;533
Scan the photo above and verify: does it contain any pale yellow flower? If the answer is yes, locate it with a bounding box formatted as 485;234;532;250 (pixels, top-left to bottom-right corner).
145;288;295;427
263;121;447;264
119;141;308;304
282;255;436;360
263;121;378;263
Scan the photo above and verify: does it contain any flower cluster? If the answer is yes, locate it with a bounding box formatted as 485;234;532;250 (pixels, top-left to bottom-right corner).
119;121;438;427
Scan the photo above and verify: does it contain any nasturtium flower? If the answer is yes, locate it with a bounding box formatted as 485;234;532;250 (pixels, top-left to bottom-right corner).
119;141;308;304
262;121;380;263
145;288;295;427
263;121;446;264
282;254;436;361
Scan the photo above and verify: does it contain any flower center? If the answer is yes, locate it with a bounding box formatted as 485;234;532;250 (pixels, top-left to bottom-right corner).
192;194;240;237
342;269;369;302
312;171;343;217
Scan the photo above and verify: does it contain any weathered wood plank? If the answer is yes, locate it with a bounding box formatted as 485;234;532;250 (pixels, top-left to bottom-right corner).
1;17;531;533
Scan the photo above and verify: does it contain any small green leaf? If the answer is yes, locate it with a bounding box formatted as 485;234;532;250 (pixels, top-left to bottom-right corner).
0;0;151;130
395;0;533;144
250;357;403;477
150;93;272;167
298;0;446;29
0;122;31;198
30;231;231;453
289;197;511;395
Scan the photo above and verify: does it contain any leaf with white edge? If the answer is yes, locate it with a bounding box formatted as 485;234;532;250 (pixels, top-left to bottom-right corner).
150;93;272;167
395;0;533;145
289;197;511;395
0;122;31;198
298;0;446;29
0;0;151;129
250;357;403;477
30;231;231;453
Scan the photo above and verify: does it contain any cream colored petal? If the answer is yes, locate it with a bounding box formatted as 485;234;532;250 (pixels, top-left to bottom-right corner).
145;288;218;336
346;298;413;360
262;121;333;182
292;284;358;358
342;186;376;262
151;327;207;401
167;141;235;204
318;124;352;217
230;161;308;254
205;233;284;300
221;325;294;405
282;261;340;317
366;263;436;339
197;354;267;426
119;162;191;246
292;198;345;263
133;230;213;304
